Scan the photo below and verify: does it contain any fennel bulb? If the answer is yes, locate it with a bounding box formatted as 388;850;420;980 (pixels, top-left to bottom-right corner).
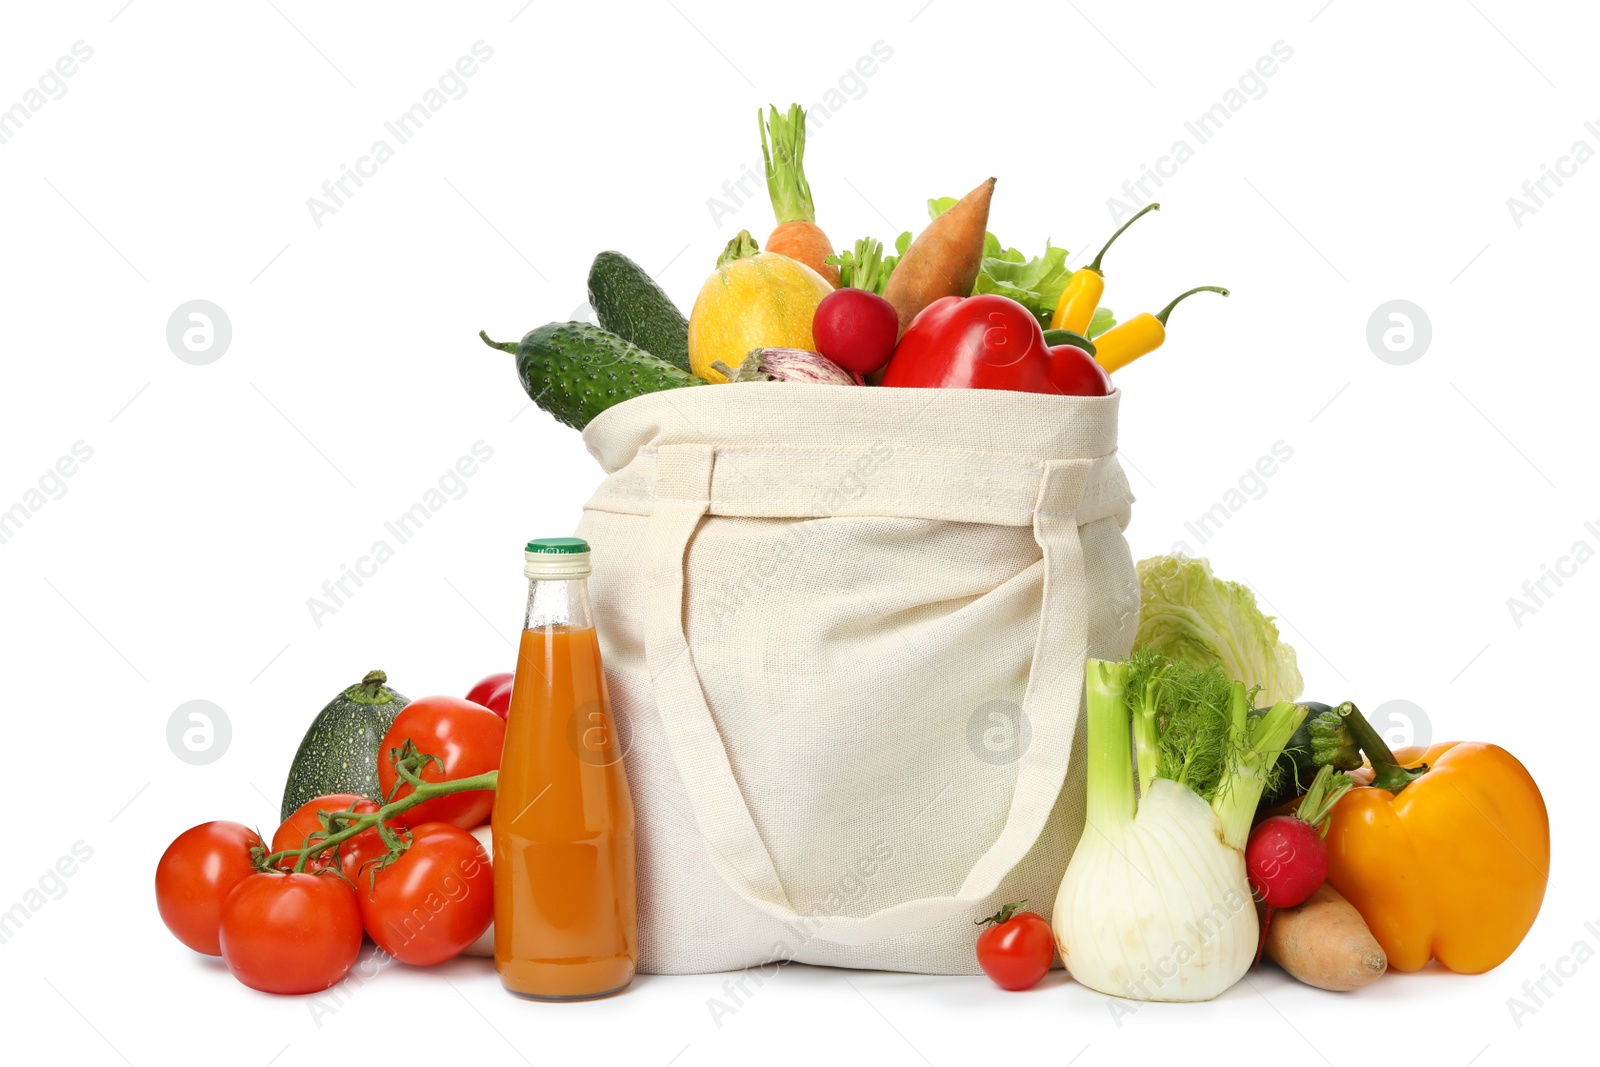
1053;656;1306;1002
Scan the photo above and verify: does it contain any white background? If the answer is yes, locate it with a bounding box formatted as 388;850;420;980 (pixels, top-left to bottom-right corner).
0;1;1591;1063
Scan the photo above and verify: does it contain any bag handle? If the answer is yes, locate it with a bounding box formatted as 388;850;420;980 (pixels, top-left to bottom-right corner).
640;443;1094;947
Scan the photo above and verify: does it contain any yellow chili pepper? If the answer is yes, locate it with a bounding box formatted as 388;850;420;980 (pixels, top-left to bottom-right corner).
1320;706;1549;974
1050;202;1160;333
1092;285;1229;372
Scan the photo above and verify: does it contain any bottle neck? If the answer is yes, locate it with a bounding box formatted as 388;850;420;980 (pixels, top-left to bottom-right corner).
524;576;593;630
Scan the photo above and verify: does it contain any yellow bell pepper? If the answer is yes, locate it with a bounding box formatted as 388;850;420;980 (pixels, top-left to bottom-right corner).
1050;203;1160;334
1092;285;1229;373
1321;709;1549;975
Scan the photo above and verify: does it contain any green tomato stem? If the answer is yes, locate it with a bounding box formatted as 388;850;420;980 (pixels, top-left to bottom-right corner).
262;768;499;872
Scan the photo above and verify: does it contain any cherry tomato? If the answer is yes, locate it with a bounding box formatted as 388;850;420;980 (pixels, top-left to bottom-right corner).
377;696;504;829
356;823;493;965
486;679;514;719
155;821;263;956
271;793;395;879
219;871;363;994
467;672;513;718
975;902;1055;991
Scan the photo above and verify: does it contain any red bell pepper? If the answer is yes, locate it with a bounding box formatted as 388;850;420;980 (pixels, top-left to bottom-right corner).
880;294;1110;396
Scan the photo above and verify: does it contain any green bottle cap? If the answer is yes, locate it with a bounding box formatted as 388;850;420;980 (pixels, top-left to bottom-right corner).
524;537;591;580
524;537;590;554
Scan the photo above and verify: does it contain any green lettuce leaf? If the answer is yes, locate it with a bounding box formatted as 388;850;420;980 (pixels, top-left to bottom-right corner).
1086;306;1116;339
927;196;1115;331
1134;554;1304;707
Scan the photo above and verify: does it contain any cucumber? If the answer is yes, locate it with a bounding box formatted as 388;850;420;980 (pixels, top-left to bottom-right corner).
280;670;407;820
480;323;704;430
587;250;691;372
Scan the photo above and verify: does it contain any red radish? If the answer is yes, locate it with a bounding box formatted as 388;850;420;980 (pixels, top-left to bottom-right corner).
812;287;899;376
1246;816;1328;907
1047;344;1112;397
467;672;513;718
1245;765;1353;909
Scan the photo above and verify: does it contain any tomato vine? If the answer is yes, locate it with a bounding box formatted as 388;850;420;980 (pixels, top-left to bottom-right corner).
258;745;498;875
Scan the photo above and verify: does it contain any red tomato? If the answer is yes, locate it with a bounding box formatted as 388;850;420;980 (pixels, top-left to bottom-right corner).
219;872;363;994
271;793;394;879
975;903;1055;991
467;672;514;717
486;679;514;719
356;823;493;965
155;821;263;956
377;696;504;829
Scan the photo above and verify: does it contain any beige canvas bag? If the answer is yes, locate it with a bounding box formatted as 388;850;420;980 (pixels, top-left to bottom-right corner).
575;382;1137;975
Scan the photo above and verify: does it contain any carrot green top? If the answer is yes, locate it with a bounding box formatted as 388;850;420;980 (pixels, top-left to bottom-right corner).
760;104;816;225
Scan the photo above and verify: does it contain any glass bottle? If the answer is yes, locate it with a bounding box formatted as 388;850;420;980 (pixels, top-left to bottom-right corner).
492;537;637;999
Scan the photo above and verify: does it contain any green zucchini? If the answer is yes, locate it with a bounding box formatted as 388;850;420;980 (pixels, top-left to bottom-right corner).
280;669;407;820
480;323;704;430
586;250;691;371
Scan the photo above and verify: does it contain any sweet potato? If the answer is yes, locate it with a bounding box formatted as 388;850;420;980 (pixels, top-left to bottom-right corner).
881;177;995;336
1265;883;1387;991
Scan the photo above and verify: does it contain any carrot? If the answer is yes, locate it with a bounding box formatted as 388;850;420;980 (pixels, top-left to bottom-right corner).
1265;883;1388;991
760;104;838;287
767;220;837;287
881;177;995;337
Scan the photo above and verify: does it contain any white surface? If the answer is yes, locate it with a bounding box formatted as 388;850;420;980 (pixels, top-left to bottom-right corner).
0;1;1589;1064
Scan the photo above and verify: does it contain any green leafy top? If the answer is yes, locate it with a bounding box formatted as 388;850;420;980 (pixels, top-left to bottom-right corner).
1124;647;1304;849
927;196;1115;336
1127;648;1240;803
760;104;816;226
827;236;898;294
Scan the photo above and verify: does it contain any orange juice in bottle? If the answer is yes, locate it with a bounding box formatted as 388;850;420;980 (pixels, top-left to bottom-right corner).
493;537;637;999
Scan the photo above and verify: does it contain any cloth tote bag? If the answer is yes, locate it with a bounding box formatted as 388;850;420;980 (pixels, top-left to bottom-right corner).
574;382;1138;975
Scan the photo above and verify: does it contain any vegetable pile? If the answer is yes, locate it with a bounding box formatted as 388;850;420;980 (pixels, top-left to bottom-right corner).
154;669;519;995
480;103;1229;430
157;104;1553;1011
1019;553;1551;1001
